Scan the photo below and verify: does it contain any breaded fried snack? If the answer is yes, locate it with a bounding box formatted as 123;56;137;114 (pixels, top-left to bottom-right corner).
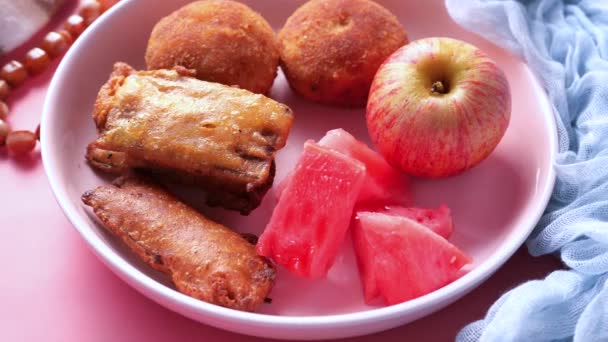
86;62;293;215
145;0;280;94
82;176;276;312
278;0;408;106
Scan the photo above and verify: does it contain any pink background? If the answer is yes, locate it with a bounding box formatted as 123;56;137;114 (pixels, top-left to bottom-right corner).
0;1;561;341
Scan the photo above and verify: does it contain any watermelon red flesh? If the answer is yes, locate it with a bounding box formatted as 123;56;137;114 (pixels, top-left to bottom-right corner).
276;129;410;205
352;212;472;305
318;129;410;205
358;204;454;240
257;141;366;279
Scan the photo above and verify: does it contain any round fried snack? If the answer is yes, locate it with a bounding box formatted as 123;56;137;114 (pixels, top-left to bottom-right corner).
278;0;408;107
145;0;279;94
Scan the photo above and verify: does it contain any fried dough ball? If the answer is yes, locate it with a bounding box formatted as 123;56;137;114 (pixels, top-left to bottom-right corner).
145;0;279;94
278;0;408;106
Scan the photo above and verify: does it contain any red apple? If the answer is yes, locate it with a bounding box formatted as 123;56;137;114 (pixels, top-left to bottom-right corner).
366;37;511;178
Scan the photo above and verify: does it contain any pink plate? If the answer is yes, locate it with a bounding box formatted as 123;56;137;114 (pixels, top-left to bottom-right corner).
41;0;557;340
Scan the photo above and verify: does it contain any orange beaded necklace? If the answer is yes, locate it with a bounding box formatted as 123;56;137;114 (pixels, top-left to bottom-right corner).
0;0;119;155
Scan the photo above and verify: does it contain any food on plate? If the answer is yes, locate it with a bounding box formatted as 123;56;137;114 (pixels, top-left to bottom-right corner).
80;3;485;310
276;129;410;205
263;130;467;303
352;211;471;305
362;204;454;239
86;62;293;214
367;37;511;178
81;176;276;312
278;0;408;106
257;141;366;279
145;0;280;94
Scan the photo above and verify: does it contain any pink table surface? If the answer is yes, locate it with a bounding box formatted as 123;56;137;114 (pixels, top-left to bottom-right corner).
0;2;563;341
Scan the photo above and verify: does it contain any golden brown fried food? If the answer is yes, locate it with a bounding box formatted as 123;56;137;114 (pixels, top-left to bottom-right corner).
278;0;408;106
86;62;293;214
81;176;276;312
145;0;280;94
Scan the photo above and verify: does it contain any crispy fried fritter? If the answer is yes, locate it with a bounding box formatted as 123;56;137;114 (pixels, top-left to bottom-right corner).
145;0;280;94
278;0;408;106
81;176;276;312
86;62;293;214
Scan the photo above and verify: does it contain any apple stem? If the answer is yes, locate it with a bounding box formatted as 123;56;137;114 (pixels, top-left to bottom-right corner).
431;81;447;94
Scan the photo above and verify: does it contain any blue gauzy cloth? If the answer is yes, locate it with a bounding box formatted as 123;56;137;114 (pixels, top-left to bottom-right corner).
444;0;608;341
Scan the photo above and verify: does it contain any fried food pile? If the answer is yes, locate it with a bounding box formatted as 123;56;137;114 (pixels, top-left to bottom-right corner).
81;0;411;313
83;61;292;311
87;62;293;214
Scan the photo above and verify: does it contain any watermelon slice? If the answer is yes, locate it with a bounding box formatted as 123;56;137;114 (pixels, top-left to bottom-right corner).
257;141;366;279
276;129;410;205
358;204;454;239
352;212;472;305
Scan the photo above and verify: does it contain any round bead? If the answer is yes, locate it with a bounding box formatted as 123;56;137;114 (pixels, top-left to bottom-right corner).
64;15;86;38
99;0;119;12
24;47;50;75
35;124;40;141
79;1;102;26
41;32;70;58
0;60;28;87
58;30;74;45
0;119;11;146
6;130;37;155
0;80;9;100
0;101;8;120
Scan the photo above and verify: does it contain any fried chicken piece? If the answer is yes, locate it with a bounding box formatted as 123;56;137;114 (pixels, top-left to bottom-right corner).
81;176;276;312
86;62;294;214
